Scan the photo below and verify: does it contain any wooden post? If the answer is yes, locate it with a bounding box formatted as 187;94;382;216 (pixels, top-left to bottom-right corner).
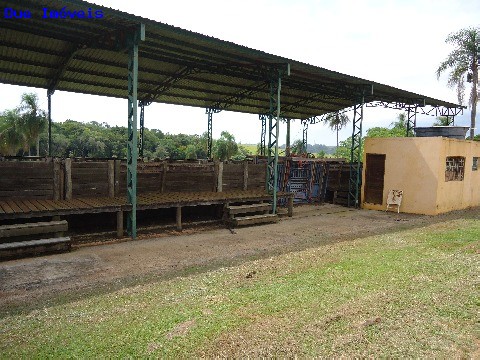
176;206;182;231
64;158;72;200
217;161;223;192
288;194;294;217
60;161;65;200
108;160;115;198
243;161;248;190
53;158;61;200
116;211;124;237
213;161;219;191
114;159;120;197
161;162;167;193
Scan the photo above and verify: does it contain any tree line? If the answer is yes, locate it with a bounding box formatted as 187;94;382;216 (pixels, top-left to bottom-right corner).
0;93;251;161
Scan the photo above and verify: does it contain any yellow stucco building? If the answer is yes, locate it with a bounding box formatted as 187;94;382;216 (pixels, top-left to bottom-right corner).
361;137;480;215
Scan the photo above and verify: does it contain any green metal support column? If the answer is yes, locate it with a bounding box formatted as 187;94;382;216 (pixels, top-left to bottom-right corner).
139;101;145;159
47;90;52;157
259;114;267;156
267;77;280;212
302;119;308;155
206;108;220;159
348;96;364;208
406;106;417;137
126;24;145;239
267;64;289;213
285;118;291;157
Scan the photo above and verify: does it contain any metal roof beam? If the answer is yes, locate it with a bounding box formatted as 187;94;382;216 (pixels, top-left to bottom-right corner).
366;100;464;117
47;44;82;95
208;82;270;111
140;65;203;104
281;92;353;114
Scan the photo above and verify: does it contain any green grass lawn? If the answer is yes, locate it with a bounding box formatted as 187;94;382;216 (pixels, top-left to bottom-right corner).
1;219;478;357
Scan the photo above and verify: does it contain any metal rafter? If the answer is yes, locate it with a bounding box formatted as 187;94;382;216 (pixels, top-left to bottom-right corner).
47;44;82;94
348;96;364;208
142;66;202;103
367;101;464;117
281;84;365;114
209;82;269;111
126;24;145;239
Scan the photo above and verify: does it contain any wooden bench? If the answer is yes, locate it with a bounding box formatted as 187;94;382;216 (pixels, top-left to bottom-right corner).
0;220;70;260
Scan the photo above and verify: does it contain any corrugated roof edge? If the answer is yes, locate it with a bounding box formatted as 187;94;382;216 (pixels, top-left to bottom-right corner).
42;0;464;110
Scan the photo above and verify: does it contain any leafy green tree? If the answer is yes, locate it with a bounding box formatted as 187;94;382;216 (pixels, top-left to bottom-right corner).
436;27;479;140
184;144;197;160
231;145;253;161
0;109;23;156
316;150;326;159
153;144;168;159
290;139;305;155
366;113;409;138
213;131;238;161
433;116;451;126
334;136;352;160
325;111;350;152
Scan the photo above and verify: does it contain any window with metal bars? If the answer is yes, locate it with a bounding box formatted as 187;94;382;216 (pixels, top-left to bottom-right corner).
473;157;479;171
445;156;465;181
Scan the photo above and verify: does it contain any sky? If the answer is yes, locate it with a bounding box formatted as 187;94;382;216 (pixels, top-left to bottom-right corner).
1;0;479;146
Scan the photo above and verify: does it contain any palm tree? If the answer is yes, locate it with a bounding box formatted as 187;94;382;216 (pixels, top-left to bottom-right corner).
436;27;479;140
325;111;350;152
18;93;47;156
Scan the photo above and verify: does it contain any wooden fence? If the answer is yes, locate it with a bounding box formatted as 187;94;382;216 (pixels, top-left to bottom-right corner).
0;159;267;201
0;158;357;205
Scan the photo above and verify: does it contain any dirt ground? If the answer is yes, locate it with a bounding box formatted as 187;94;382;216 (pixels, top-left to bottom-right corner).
1;204;478;312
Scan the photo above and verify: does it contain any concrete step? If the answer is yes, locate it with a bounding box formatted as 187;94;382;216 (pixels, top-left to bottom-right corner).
232;214;278;227
227;203;271;215
0;237;71;261
0;220;68;239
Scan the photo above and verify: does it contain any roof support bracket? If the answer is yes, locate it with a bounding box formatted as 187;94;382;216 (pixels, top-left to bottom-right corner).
47;44;82;95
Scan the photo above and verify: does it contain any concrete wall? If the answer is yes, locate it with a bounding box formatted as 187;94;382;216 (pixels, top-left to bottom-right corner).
435;138;480;213
362;137;480;215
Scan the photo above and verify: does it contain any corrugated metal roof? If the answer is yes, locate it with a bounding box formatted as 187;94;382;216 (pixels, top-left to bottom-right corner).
0;0;462;119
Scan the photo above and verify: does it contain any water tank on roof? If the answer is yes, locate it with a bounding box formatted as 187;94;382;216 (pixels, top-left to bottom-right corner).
415;126;469;140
